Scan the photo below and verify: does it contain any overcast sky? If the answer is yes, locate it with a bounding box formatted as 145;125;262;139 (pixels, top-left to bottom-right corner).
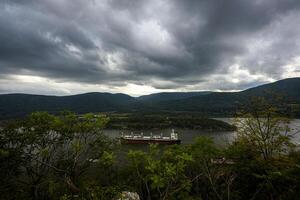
0;0;300;96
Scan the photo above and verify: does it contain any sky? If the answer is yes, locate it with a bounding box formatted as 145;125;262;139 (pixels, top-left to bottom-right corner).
0;0;300;97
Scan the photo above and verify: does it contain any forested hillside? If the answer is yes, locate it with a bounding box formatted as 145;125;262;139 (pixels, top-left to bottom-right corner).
0;78;299;119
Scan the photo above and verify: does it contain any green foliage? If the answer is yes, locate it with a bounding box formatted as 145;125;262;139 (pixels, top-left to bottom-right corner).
127;144;193;199
234;96;296;160
0;102;300;200
0;111;114;200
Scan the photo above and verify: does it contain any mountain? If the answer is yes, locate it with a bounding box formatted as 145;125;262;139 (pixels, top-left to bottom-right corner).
137;92;211;102
0;92;136;119
0;78;299;119
239;78;300;101
149;78;300;116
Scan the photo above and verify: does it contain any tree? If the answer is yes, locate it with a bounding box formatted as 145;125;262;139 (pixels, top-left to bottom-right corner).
127;144;193;200
189;136;237;200
230;96;299;199
234;96;296;160
0;111;114;199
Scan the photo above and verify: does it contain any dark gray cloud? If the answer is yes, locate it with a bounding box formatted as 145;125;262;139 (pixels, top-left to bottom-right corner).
0;0;300;95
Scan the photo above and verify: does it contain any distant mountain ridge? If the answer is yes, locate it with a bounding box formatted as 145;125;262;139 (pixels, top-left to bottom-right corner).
0;78;299;119
0;92;136;119
148;78;300;115
137;92;212;102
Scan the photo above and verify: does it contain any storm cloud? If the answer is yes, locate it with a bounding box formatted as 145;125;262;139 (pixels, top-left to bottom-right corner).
0;0;300;96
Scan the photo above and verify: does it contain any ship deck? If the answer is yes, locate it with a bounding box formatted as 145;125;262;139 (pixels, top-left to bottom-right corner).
120;137;181;144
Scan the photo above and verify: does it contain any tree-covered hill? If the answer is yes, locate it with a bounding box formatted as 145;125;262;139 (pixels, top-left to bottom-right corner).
148;78;300;116
0;78;299;119
137;91;211;102
0;92;136;119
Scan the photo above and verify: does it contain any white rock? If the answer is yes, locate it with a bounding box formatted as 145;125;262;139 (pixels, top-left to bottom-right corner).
118;191;140;200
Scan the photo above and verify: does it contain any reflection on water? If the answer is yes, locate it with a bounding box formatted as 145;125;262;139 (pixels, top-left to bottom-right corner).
103;118;300;148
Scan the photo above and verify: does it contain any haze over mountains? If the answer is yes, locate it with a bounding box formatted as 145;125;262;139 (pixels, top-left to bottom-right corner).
0;78;299;119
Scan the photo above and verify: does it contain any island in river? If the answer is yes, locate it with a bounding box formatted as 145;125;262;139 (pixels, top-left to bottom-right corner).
105;113;236;131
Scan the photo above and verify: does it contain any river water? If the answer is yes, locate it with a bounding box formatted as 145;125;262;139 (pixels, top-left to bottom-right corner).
103;118;300;146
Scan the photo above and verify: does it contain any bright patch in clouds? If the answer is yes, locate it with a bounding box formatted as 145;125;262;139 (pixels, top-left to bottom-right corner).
282;56;300;79
4;75;163;97
114;83;164;97
227;64;275;84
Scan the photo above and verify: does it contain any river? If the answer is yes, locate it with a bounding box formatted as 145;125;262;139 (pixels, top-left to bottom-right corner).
103;118;300;146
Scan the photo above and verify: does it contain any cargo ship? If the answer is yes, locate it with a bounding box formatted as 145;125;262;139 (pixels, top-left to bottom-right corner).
120;129;181;144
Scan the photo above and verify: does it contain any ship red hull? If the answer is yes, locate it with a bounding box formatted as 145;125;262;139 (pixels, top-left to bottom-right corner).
120;138;181;145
